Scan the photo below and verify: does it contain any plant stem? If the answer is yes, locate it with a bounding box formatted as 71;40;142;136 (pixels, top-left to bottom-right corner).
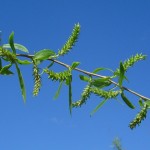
16;54;150;101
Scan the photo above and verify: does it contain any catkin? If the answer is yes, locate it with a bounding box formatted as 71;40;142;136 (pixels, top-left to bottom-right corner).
129;104;148;129
32;62;41;96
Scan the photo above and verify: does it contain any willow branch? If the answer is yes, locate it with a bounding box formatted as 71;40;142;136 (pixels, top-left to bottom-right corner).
16;54;150;101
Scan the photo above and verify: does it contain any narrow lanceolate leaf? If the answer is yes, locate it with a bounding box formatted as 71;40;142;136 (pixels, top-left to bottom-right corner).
0;69;13;75
17;59;31;65
0;63;13;75
3;43;29;53
9;32;16;54
15;62;26;102
93;68;105;74
138;99;144;107
121;92;135;109
90;99;108;116
70;62;80;70
119;62;125;86
34;49;55;61
92;78;111;88
54;81;63;100
68;76;72;114
93;67;114;74
79;75;90;82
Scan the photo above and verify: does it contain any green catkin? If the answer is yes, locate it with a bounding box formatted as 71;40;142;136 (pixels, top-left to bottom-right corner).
124;54;146;69
72;86;121;108
129;104;148;129
0;47;16;62
32;61;41;96
44;68;71;82
72;84;91;107
90;87;121;99
58;23;80;56
114;53;146;75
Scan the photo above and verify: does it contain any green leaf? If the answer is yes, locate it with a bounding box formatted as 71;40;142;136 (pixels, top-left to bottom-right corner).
3;43;29;53
0;63;13;75
145;101;150;108
68;76;72;114
93;67;114;74
121;92;135;109
54;81;63;100
17;59;31;65
0;63;12;71
119;62;125;86
0;69;13;75
92;78;111;88
34;49;55;61
15;62;26;102
65;76;70;85
70;62;80;70
79;75;90;82
93;68;104;73
9;32;16;54
90;99;108;116
138;98;144;107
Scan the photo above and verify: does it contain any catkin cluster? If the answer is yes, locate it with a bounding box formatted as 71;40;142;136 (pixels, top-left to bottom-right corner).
72;84;121;108
129;104;148;129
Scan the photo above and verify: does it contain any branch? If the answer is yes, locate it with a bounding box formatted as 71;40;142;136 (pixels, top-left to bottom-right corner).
16;53;150;101
1;24;149;129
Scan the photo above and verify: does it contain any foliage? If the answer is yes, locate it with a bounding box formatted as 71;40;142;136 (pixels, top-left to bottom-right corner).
0;24;150;129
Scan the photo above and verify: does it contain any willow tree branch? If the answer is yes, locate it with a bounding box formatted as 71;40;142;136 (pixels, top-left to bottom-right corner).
16;53;150;101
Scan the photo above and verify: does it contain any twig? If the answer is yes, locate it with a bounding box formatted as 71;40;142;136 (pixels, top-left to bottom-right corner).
16;54;150;101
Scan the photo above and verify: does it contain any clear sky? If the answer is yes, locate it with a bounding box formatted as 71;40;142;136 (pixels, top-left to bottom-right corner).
0;0;150;150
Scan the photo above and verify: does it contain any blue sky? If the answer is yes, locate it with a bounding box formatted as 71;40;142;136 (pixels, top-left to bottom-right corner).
0;0;150;150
